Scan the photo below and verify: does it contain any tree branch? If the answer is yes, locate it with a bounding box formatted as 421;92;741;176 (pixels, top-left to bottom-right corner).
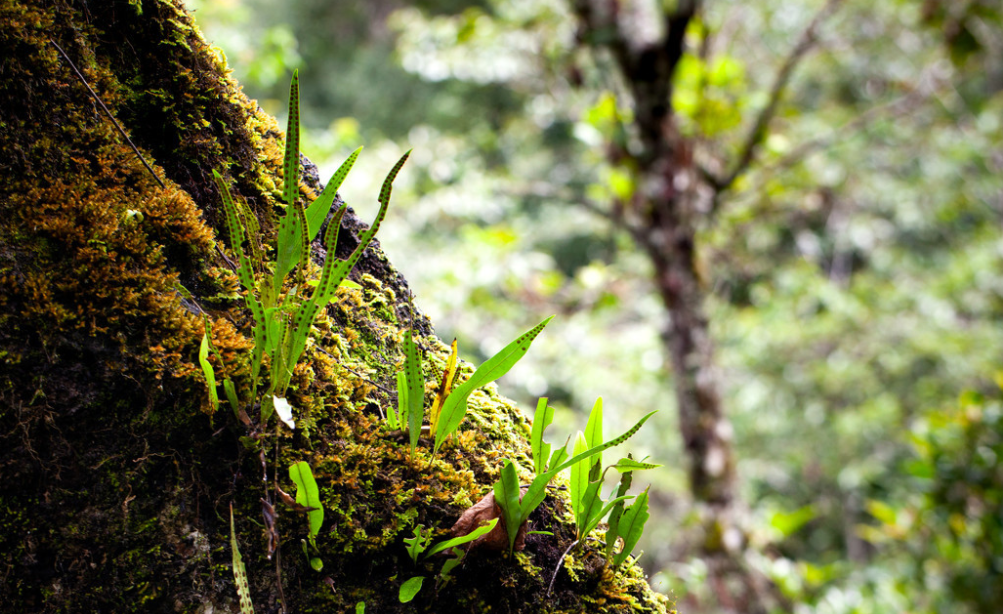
716;0;845;195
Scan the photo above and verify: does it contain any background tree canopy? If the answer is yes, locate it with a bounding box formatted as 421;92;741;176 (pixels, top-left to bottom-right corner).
194;0;1002;612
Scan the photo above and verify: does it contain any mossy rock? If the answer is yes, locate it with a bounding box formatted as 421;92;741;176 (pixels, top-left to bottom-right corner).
0;1;674;612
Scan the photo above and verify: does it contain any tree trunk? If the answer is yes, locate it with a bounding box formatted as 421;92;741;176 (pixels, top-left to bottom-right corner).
0;1;671;612
569;1;781;612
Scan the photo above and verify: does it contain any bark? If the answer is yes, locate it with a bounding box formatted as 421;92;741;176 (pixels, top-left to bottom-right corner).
0;1;671;612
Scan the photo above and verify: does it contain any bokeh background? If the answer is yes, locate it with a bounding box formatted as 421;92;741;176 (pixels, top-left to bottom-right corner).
188;1;1003;612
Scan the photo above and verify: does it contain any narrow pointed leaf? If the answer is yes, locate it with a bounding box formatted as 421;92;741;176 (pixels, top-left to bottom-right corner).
404;316;424;454
569;432;589;522
613;488;650;567
424;518;499;558
282;70;300;209
289;461;324;540
611;458;663;472
198;331;218;412
551;411;658;476
584;397;604;468
530;397;554;475
230;505;254;614
380;149;411;206
434;316;554;454
306;147;362;240
493;460;524;554
212;170;267;393
429;338;459;436
392;370;407;430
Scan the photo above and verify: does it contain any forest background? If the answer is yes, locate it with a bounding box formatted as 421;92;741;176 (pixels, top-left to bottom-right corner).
188;0;1002;612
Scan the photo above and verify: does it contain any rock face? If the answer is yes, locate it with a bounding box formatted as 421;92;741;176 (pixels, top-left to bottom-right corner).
0;1;673;612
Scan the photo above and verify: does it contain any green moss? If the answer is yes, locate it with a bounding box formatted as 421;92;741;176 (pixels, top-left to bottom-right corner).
0;1;674;612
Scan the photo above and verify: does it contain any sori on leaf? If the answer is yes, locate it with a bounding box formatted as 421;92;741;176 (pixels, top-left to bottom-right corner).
199;69;410;432
388;312;554;458
493;397;659;557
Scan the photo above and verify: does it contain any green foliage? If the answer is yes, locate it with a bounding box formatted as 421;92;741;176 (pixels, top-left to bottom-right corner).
493;400;657;554
566;399;660;544
610;487;650;567
403;519;498;563
399;517;497;601
288;461;324;544
404;308;424;455
208;71;410;423
432;316;554;453
530;397;555;475
229;505;254;614
198;327;219;413
399;576;424;603
388;315;554;457
424;518;498;557
403;524;434;564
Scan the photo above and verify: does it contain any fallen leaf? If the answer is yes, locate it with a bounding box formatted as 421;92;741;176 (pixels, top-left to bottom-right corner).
450;490;526;553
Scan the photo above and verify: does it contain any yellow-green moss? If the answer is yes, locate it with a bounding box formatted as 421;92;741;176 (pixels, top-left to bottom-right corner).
0;1;674;612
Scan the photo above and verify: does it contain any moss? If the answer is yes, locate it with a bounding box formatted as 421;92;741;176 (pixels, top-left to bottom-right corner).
0;1;673;612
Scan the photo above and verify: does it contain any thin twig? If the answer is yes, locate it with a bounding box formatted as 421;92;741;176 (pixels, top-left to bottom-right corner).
741;81;937;199
48;37;166;190
715;0;845;196
314;346;394;396
547;538;579;596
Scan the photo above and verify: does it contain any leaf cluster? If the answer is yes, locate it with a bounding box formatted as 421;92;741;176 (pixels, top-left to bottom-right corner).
494;397;657;558
387;314;554;457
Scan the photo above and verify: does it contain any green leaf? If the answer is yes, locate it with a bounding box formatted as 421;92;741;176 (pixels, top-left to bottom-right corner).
434;316;554;454
306;147;362;241
198;331;218;412
289;461;324;541
493;460;524;554
530;397;554;475
610;457;663;472
390;370;406;430
309;557;323;571
403;524;433;564
522;411;657;526
584;397;604;463
356;602;365;614
380;149;412;206
404;312;424;455
613;488;650;567
212;170;267;397
282;70;300;211
569;432;589;522
425;518;499;558
551;411;657;476
769;505;816;538
606;462;634;561
399;576;424;603
230;505;254;614
223;379;240;414
439;548;465;579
